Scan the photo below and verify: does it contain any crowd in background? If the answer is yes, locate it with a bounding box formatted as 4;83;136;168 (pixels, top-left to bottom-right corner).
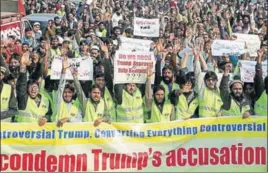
0;0;267;126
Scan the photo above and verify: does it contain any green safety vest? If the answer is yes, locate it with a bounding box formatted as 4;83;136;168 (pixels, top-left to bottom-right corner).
1;83;11;112
199;87;223;117
116;89;144;123
104;87;116;121
255;91;267;116
160;81;180;103
175;94;198;120
146;101;173;123
15;95;49;122
84;98;105;122
52;99;81;122
222;98;251;116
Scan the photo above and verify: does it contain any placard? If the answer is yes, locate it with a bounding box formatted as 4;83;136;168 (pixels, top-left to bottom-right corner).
239;60;267;82
233;33;261;57
51;57;93;81
133;18;160;37
211;40;246;56
119;36;152;52
114;51;155;84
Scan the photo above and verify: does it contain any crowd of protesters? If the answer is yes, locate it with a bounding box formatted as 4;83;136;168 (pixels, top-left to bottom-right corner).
0;0;267;126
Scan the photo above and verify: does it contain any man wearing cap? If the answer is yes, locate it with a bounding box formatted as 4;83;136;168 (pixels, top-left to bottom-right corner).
0;66;17;122
15;54;52;124
52;57;82;126
33;22;42;48
219;64;253;118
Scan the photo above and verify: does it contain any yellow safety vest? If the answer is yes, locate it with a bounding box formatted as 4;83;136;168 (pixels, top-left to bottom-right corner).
160;81;180;103
116;89;144;123
222;99;251;116
52;99;81;122
104;87;116;121
1;83;11;112
199;87;223;117
15;95;49;122
84;98;105;122
146;101;173;123
175;94;198;119
255;91;267;116
39;89;57;113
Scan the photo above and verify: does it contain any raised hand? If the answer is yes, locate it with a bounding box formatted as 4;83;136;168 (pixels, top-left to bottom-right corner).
147;67;154;79
62;56;70;73
38;117;47;126
21;51;30;66
256;49;264;64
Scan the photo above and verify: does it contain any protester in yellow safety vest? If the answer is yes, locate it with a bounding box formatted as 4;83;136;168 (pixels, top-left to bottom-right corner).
254;49;267;116
156;65;179;103
114;82;144;123
71;67;110;126
194;49;222;117
170;71;198;120
47;36;61;71
220;64;253;118
52;57;82;127
93;73;116;121
15;55;51;125
145;68;175;123
0;66;17;122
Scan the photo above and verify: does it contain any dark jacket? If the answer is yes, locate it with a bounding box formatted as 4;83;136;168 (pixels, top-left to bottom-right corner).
254;62;265;100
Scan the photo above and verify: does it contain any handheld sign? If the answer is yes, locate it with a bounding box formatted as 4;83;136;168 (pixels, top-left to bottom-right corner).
114;51;155;84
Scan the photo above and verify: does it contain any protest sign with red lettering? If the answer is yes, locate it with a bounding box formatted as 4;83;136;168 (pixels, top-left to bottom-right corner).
114;51;155;84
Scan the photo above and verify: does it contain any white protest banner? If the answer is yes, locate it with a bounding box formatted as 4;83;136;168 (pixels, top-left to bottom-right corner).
239;60;267;82
134;18;159;37
114;51;155;84
119;36;153;52
211;40;246;56
233;33;261;57
51;57;93;80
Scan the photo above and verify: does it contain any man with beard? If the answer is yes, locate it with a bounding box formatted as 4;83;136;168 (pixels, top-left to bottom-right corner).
48;36;61;69
254;49;267;116
52;57;82;127
220;64;253;118
155;65;179;103
170;72;198;120
15;54;51;124
8;53;21;79
0;66;17;122
114;82;144;123
145;69;175;123
72;67;110;126
91;72;115;121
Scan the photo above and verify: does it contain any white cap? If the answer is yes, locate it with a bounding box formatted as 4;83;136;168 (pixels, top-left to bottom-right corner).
91;45;99;51
33;22;40;26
